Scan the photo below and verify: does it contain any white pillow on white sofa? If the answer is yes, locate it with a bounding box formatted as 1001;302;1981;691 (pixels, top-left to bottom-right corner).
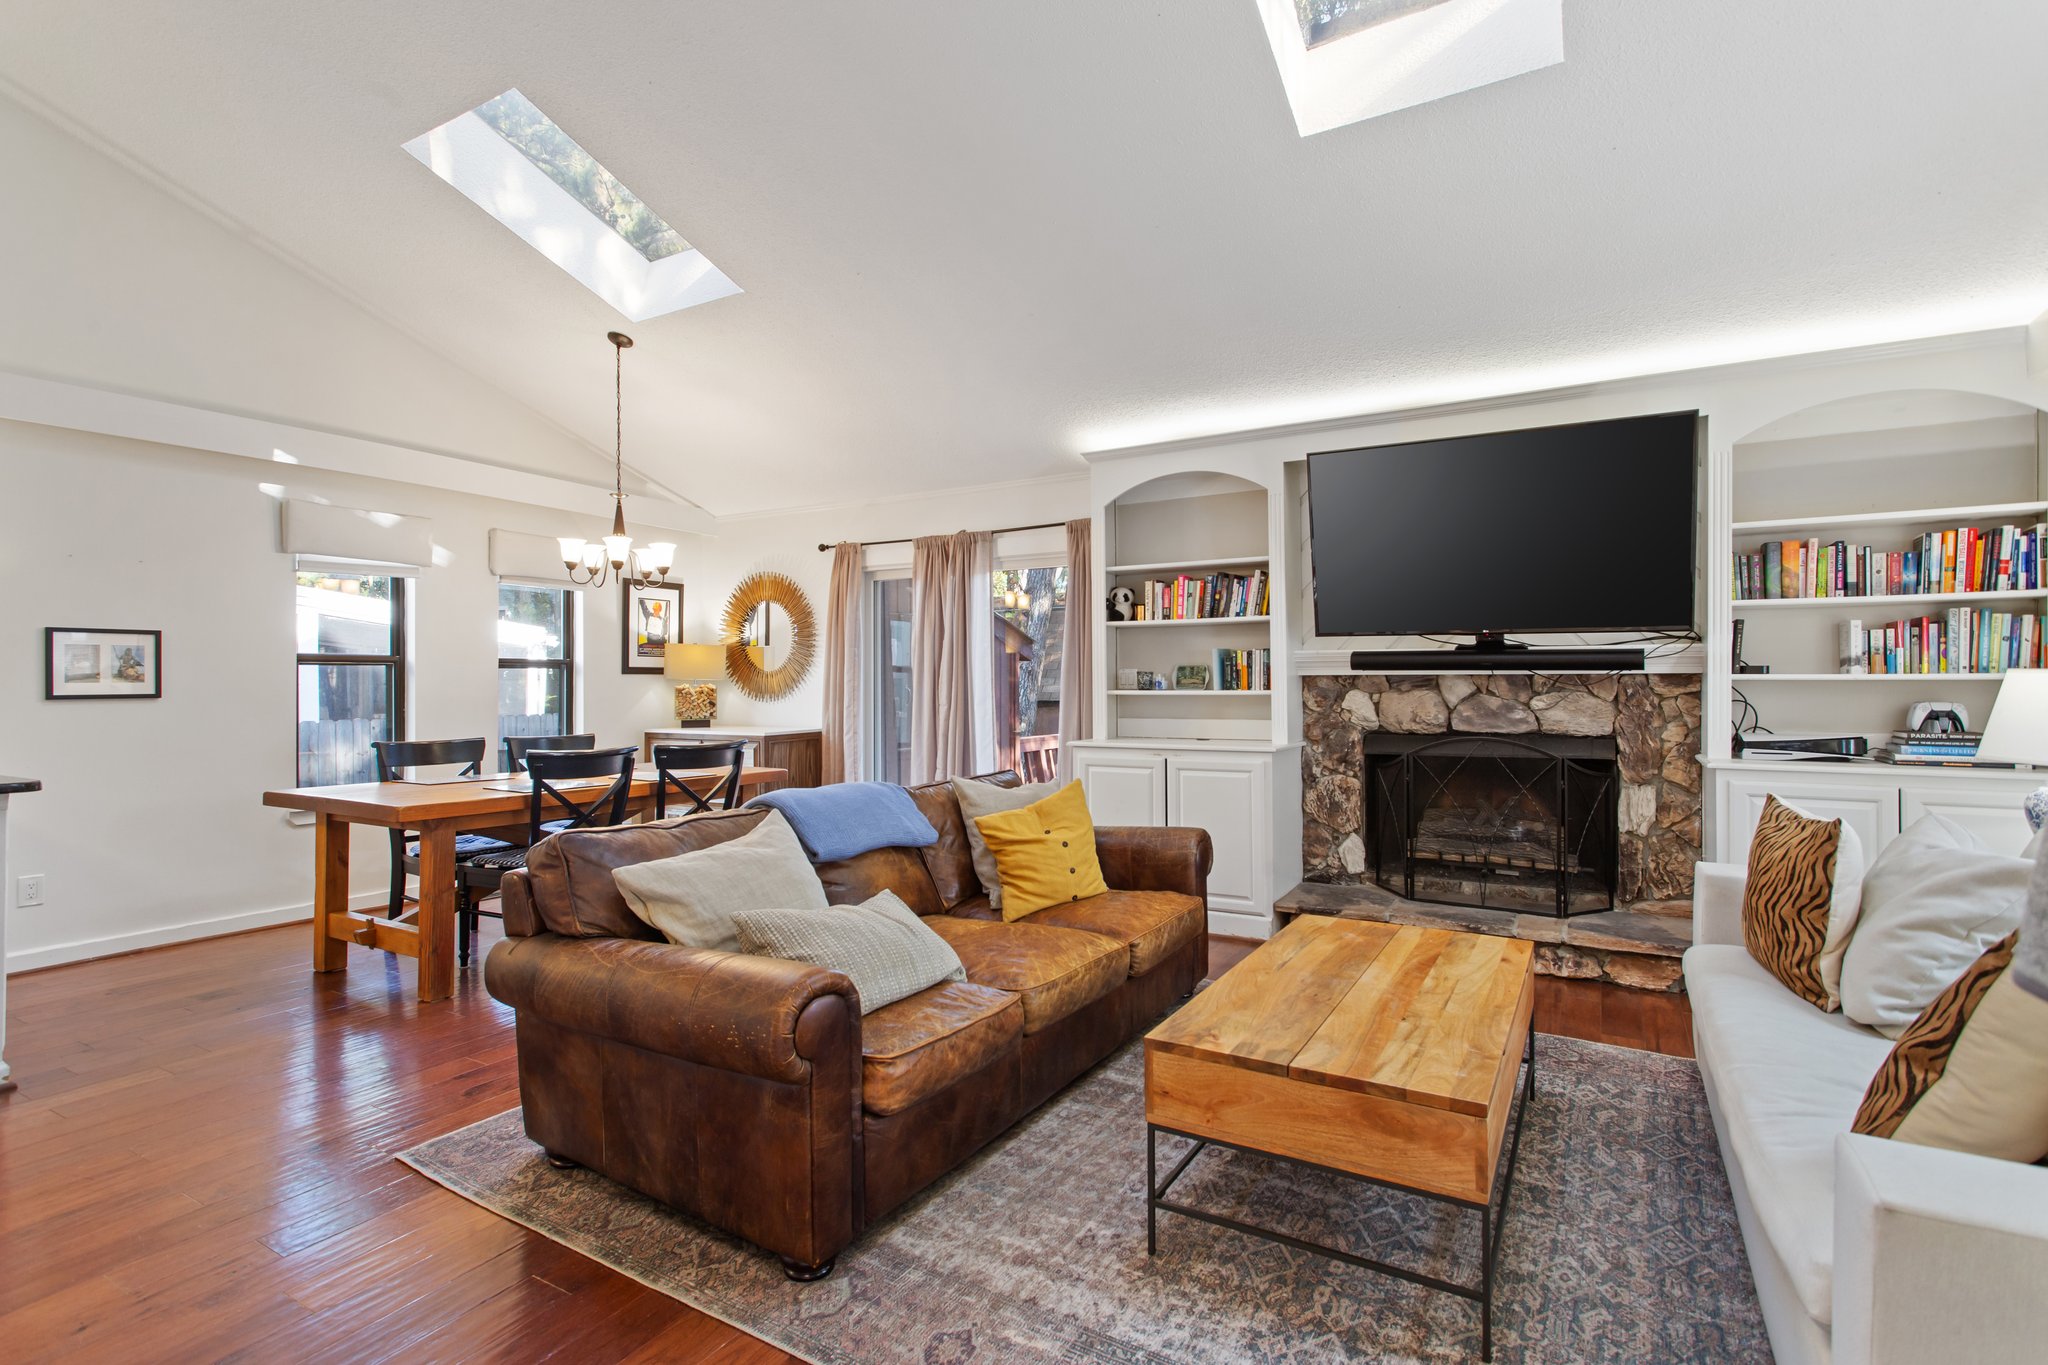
1839;812;2030;1037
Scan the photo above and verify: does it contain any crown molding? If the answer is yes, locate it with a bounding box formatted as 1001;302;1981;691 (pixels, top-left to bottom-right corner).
1082;327;2029;463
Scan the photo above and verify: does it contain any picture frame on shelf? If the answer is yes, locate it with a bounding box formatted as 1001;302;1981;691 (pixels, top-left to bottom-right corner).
622;581;683;675
1173;664;1211;691
45;627;162;700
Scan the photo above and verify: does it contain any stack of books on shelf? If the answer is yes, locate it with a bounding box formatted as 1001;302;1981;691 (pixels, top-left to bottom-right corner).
1209;647;1272;692
1733;522;2044;600
1127;570;1269;621
1834;612;2046;675
1873;730;1996;767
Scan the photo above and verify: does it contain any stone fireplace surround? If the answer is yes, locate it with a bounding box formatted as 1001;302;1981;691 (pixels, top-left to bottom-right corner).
1295;670;1704;990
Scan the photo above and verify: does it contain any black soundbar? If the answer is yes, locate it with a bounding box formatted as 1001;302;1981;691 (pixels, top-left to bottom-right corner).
1349;646;1647;673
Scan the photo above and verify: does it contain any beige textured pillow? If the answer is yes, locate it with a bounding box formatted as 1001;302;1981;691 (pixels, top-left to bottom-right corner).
612;810;825;951
732;890;966;1014
1853;931;2048;1162
952;776;1058;910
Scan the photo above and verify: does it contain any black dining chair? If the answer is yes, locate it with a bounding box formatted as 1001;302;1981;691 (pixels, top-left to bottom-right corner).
371;737;517;923
502;732;597;774
458;746;638;966
651;741;749;818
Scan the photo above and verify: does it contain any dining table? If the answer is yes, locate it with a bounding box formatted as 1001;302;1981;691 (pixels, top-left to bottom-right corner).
263;763;786;1003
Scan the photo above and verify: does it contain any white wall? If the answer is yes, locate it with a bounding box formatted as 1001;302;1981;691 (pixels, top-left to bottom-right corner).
0;419;706;969
0;91;611;489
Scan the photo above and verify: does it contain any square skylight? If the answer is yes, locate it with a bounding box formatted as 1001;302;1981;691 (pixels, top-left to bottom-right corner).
1258;0;1563;136
405;89;740;321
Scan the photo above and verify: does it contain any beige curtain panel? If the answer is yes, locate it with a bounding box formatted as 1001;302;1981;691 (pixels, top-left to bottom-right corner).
821;541;865;784
1058;517;1094;751
910;530;985;784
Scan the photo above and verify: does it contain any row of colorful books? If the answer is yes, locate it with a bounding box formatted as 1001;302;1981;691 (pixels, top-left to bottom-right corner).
1835;611;2045;675
1209;648;1272;692
1126;571;1270;621
1733;523;2045;600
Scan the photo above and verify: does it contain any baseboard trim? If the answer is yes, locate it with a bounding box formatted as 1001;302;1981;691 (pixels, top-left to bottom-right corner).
1207;907;1273;940
5;890;388;974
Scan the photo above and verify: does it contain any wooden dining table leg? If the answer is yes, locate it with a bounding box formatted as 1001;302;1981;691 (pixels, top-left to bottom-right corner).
313;813;350;973
414;821;457;1003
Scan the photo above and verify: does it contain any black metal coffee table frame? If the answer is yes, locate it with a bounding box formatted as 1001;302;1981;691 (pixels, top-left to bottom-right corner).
1146;1032;1535;1362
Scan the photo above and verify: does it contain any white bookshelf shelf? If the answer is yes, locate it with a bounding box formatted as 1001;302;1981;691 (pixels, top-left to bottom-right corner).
1108;689;1271;697
1729;672;2011;683
1106;555;1270;575
1732;500;2048;535
1108;615;1270;628
1733;590;2048;610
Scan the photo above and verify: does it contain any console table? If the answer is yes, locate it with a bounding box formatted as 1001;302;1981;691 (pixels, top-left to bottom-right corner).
0;775;43;1094
641;725;822;792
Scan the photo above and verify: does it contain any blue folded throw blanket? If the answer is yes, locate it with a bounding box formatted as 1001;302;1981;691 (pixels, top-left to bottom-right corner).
746;782;939;862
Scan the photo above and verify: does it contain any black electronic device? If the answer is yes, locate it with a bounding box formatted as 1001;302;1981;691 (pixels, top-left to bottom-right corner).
1734;733;1870;758
1306;411;1700;651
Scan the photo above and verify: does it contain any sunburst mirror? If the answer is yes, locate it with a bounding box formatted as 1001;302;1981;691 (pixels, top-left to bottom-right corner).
720;571;817;701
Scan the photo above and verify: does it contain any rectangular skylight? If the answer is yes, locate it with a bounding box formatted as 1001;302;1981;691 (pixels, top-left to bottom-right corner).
1296;0;1458;49
404;88;740;321
1258;0;1563;136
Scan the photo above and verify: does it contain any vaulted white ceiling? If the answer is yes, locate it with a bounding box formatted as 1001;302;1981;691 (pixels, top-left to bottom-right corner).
2;1;2045;516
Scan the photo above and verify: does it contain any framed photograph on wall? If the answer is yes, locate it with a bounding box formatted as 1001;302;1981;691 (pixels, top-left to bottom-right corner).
621;580;682;674
46;627;162;700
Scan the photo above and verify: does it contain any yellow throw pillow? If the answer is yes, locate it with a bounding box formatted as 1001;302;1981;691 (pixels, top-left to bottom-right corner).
971;781;1109;920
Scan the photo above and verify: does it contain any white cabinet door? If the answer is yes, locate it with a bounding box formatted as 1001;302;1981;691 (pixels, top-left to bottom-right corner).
1073;749;1167;828
1901;783;2038;855
1721;775;1897;866
1166;753;1267;918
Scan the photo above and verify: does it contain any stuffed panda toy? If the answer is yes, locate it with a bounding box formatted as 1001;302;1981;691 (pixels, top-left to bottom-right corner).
1107;586;1136;621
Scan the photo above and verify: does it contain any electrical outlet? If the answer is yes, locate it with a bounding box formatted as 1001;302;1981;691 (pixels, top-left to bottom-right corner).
17;874;45;908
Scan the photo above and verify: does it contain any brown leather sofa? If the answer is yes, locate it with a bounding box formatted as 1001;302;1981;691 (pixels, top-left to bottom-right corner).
484;772;1212;1280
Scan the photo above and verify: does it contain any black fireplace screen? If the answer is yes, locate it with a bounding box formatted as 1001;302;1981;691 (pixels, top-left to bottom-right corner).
1364;734;1618;917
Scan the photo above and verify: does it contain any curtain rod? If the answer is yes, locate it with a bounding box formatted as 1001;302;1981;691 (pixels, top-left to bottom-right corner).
816;520;1069;552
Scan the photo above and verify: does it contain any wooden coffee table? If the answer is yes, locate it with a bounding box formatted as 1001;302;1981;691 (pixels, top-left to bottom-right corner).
1145;916;1536;1361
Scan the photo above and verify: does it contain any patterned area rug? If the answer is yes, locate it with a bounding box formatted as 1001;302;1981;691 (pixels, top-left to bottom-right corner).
399;1036;1769;1364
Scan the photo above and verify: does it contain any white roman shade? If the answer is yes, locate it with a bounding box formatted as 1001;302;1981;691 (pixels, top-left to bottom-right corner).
281;498;432;574
489;528;579;586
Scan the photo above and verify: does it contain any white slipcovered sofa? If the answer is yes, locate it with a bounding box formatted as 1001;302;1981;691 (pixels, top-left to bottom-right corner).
1687;861;2048;1365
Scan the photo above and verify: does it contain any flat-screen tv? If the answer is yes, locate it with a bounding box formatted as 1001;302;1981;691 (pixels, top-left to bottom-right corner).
1306;411;1699;637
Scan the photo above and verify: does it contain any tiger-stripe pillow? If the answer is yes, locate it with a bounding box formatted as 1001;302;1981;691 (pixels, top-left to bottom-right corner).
1852;931;2048;1162
1741;795;1866;1011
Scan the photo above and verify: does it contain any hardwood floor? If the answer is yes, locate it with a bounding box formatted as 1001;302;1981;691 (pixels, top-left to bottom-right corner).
0;919;802;1364
0;924;1692;1362
1205;935;1694;1058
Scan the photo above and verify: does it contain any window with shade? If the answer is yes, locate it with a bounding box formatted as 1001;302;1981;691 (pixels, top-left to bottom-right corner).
295;571;406;785
498;583;576;753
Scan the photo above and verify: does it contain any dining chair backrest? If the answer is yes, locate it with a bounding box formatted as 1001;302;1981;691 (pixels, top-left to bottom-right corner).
651;741;750;818
374;737;488;781
522;747;637;839
503;732;597;774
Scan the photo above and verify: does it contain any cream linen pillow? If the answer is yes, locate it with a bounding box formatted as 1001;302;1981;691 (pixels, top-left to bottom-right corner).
732;890;965;1014
951;776;1058;910
612;810;825;952
1839;812;2030;1037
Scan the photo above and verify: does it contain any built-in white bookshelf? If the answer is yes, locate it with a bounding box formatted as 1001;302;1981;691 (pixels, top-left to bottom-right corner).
1722;390;2048;753
1102;472;1278;742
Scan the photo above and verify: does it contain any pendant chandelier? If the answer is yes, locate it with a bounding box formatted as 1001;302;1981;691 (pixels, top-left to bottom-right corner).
558;331;675;589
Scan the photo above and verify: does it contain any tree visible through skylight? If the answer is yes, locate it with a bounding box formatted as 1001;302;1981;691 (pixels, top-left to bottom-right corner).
472;89;688;262
1294;0;1456;48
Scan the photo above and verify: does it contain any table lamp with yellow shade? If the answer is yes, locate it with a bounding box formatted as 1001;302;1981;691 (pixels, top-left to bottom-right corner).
664;643;726;726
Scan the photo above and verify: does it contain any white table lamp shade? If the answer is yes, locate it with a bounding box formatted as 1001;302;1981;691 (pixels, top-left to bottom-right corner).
1976;670;2048;764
